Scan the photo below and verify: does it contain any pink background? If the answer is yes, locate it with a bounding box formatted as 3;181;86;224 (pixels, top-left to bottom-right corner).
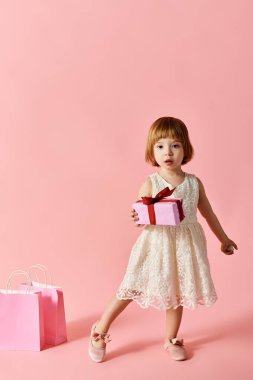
0;0;252;379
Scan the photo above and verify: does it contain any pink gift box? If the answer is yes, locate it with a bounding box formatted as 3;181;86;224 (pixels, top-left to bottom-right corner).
132;197;185;225
132;186;185;226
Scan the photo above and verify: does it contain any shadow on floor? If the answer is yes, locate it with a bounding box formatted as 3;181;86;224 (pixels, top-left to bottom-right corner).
185;311;253;357
67;310;253;361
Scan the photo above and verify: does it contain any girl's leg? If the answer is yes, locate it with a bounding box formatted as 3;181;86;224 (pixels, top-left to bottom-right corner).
164;305;183;343
92;295;133;348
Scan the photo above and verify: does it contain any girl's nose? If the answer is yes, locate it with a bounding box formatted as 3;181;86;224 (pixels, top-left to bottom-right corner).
164;144;173;156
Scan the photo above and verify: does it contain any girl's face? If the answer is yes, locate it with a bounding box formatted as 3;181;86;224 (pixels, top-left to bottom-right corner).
153;137;184;170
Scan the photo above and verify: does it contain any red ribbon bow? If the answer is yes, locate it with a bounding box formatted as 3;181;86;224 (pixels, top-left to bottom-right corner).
136;186;185;225
141;186;176;204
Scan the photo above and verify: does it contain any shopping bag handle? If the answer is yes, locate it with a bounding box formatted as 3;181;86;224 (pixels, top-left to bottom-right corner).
6;270;32;294
28;264;52;288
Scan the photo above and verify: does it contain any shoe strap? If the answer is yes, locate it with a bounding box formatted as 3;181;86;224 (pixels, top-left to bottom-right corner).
169;338;184;346
92;331;112;343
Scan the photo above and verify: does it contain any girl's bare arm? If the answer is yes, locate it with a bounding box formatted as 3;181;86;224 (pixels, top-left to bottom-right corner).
197;177;238;255
130;177;152;227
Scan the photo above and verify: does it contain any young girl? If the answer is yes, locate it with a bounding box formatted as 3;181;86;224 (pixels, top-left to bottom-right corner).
88;116;238;362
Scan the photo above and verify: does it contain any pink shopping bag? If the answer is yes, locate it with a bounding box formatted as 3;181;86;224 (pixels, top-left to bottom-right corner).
19;264;67;346
0;270;45;351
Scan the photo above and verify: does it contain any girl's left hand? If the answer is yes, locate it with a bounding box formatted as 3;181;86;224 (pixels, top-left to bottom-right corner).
220;238;238;255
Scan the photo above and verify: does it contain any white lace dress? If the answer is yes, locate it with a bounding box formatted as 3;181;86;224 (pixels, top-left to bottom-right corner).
115;171;218;310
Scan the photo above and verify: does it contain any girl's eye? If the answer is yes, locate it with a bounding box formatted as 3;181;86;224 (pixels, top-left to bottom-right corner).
156;143;181;149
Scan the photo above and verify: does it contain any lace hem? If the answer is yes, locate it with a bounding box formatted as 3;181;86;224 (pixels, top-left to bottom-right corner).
115;289;218;311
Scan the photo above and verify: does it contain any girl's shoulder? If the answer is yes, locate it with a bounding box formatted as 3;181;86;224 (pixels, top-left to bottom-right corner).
137;175;153;199
186;172;198;179
186;172;201;182
185;172;200;186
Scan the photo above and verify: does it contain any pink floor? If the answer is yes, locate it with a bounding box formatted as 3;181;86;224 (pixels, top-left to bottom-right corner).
1;303;252;380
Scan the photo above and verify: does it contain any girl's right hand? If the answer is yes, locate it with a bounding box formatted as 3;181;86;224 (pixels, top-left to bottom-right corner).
130;209;145;227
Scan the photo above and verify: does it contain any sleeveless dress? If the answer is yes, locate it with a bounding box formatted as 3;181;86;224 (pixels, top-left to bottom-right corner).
115;171;218;310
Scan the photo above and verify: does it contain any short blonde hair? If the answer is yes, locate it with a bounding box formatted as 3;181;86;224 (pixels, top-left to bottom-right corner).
145;116;194;166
